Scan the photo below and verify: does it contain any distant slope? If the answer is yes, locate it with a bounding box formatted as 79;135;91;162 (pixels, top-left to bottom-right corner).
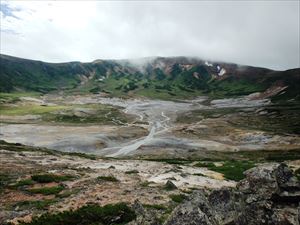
0;54;299;101
0;54;92;92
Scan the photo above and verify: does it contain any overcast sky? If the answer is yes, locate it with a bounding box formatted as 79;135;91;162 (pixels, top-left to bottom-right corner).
0;1;299;70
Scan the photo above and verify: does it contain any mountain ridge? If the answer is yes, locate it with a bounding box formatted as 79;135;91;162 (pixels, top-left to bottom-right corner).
1;54;299;101
0;54;278;69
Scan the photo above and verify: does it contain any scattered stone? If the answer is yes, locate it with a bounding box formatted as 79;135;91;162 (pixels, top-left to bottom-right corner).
165;180;178;190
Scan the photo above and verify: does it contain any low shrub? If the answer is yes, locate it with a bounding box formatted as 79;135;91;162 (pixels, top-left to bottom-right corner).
97;176;119;182
31;174;74;183
10;179;35;188
195;160;255;181
19;203;136;225
28;185;64;195
14;199;57;210
125;170;139;174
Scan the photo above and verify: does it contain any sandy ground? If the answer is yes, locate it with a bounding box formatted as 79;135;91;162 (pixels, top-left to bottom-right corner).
0;124;147;154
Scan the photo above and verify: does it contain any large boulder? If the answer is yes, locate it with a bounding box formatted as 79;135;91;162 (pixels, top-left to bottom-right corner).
164;163;300;225
165;192;217;225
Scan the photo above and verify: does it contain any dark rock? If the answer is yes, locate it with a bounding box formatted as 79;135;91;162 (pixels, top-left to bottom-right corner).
164;163;300;225
165;180;178;190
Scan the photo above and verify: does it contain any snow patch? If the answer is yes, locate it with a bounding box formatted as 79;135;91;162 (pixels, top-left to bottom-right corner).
205;61;213;67
218;68;226;76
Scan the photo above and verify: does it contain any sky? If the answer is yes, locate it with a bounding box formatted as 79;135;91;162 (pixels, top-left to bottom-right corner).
0;1;299;70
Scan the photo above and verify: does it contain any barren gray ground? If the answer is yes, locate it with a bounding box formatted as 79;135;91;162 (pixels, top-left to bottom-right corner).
1;94;300;157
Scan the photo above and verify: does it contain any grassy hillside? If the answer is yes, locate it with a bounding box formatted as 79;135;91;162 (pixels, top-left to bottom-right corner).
0;55;96;93
1;54;299;101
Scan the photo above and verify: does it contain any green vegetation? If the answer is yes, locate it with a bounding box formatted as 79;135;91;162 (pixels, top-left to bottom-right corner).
14;199;57;210
8;174;75;194
19;203;136;225
230;104;300;135
142;149;300;166
195;160;255;181
207;79;266;98
195;162;215;168
66;152;97;160
176;103;300;135
0;55;83;92
0;102;130;126
97;175;119;182
44;104;130;125
31;174;74;183
28;185;64;195
238;150;300;162
125;170;139;174
145;158;194;165
1;54;299;101
11;179;35;188
0;92;40;103
193;173;205;177
56;189;80;198
0;105;68;116
169;194;187;203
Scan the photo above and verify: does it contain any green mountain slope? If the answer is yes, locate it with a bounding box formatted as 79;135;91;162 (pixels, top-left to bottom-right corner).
0;54;299;101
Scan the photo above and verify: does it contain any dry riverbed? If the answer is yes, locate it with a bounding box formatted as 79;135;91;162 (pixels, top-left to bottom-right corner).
1;93;300;158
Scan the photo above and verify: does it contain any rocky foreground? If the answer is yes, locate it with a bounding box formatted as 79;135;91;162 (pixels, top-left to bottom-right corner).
164;163;300;225
1;141;299;225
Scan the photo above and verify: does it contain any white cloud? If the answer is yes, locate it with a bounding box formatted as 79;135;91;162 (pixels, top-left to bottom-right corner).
0;0;299;70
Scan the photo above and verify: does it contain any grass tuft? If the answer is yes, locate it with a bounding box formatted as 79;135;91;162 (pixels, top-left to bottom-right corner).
10;179;35;188
28;185;64;195
97;175;119;182
195;160;255;181
31;174;74;183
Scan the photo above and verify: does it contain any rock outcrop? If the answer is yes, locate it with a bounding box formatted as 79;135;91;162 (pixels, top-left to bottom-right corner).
128;200;161;225
164;163;300;225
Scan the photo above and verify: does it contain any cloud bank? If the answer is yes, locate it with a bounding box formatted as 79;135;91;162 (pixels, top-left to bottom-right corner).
1;1;299;70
